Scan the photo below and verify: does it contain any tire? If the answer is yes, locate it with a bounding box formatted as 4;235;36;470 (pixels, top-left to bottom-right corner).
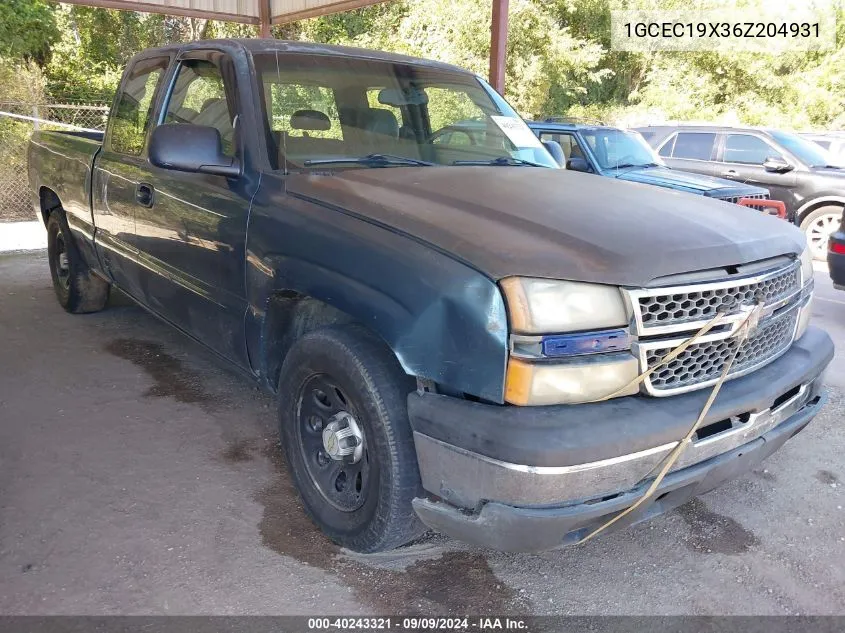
800;205;843;261
277;325;425;552
46;211;110;313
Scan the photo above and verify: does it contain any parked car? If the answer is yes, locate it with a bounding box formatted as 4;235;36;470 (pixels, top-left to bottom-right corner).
828;209;845;289
801;132;845;165
28;39;832;553
528;119;773;208
637;125;845;260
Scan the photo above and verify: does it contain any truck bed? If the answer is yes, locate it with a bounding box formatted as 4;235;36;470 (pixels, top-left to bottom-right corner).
27;129;102;225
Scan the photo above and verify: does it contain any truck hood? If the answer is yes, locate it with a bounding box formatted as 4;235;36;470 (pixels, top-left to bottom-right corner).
287;167;805;286
612;165;767;197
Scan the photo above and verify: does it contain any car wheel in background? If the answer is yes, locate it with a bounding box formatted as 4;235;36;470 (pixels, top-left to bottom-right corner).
277;325;426;553
801;205;843;261
46;211;110;313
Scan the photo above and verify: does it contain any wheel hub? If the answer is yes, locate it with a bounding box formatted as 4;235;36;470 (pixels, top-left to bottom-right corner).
322;411;364;463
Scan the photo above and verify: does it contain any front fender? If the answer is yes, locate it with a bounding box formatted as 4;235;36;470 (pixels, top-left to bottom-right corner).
244;181;509;403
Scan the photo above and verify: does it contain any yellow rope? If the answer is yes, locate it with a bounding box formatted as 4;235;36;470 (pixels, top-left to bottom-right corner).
578;303;763;544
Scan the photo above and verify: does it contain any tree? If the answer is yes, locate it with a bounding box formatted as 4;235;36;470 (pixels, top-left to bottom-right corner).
0;0;59;65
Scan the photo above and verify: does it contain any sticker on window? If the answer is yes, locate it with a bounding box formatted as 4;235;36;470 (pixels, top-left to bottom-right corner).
491;116;544;149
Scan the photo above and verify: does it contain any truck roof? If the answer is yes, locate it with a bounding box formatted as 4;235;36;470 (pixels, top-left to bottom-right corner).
135;38;470;75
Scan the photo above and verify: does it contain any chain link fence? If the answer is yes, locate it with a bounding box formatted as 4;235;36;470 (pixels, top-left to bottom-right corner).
0;102;109;222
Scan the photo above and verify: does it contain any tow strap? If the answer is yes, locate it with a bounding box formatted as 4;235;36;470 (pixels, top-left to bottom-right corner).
579;302;764;544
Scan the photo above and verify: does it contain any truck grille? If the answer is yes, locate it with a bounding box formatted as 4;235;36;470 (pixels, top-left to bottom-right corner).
717;192;769;205
644;308;798;392
637;264;800;330
624;259;806;396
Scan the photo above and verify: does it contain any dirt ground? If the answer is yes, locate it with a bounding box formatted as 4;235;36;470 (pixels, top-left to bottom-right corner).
1;251;843;615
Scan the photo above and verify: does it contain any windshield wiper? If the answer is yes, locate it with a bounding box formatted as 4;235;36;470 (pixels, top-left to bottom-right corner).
302;153;434;167
610;162;660;169
452;157;547;167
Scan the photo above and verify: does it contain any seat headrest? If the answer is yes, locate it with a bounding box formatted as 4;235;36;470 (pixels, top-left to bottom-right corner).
290;109;331;131
365;109;399;138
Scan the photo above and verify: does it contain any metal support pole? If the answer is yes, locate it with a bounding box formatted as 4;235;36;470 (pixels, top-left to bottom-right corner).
489;0;509;94
259;0;272;37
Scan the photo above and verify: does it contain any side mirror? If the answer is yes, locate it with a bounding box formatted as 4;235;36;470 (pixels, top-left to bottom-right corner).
762;156;793;173
566;156;592;173
149;123;240;178
541;140;566;167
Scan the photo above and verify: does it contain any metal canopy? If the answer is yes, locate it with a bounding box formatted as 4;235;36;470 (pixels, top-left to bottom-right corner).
58;0;387;26
56;0;510;93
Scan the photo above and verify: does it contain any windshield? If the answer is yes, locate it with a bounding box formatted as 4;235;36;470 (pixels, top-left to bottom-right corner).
578;128;663;170
254;52;558;170
770;130;837;167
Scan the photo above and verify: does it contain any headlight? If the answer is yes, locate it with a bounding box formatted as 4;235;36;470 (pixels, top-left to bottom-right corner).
799;247;813;286
500;277;629;334
796;247;814;339
505;354;639;405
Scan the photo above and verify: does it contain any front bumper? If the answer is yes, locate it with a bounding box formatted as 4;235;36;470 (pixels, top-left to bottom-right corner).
408;326;833;552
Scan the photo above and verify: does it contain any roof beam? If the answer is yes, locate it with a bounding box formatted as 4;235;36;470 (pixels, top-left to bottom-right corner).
56;0;260;24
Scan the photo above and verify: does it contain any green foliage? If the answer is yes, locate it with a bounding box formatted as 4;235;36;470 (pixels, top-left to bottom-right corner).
1;0;843;130
0;0;59;65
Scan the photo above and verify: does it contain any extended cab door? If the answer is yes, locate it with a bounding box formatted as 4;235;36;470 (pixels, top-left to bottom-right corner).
714;132;798;208
92;54;170;295
133;50;253;368
656;131;718;177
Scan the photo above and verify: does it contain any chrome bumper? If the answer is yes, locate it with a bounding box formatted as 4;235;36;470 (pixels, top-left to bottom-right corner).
414;377;823;509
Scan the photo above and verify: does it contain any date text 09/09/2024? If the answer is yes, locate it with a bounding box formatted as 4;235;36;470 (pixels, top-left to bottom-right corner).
307;617;528;630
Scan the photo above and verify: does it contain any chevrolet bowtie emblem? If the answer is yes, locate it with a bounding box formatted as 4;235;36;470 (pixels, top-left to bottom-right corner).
726;299;770;339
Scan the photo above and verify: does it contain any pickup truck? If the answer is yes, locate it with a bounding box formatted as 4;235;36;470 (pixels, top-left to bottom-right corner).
28;39;833;553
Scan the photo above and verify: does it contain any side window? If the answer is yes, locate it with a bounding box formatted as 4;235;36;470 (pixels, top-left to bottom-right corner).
539;132;584;162
164;59;236;156
671;132;716;161
109;57;168;156
723;134;783;165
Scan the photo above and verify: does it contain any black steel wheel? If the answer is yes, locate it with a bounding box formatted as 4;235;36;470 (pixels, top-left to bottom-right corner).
277;325;425;552
46;211;110;313
296;374;370;512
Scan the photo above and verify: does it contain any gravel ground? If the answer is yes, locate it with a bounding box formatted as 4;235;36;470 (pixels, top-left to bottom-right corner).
0;252;843;615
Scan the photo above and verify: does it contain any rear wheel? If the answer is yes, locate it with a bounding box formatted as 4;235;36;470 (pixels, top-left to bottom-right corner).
46;211;110;313
800;205;843;261
277;325;425;552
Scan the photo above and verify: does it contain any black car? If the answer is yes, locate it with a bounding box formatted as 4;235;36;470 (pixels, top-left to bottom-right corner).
637;125;845;260
527;120;771;206
829;211;845;289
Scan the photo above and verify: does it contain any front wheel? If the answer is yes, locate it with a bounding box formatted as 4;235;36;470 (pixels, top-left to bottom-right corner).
46;211;110;313
277;325;425;552
800;205;843;261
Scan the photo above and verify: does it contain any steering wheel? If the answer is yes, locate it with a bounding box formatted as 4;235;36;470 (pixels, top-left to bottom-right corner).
428;126;477;146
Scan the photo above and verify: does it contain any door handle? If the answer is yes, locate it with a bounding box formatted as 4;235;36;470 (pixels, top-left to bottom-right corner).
135;183;155;208
721;170;738;177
